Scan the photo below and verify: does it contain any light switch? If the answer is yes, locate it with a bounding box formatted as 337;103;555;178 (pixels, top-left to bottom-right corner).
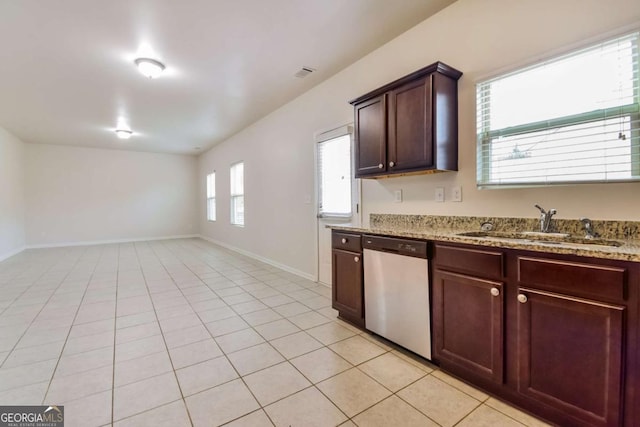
452;186;462;202
394;189;403;203
435;187;444;202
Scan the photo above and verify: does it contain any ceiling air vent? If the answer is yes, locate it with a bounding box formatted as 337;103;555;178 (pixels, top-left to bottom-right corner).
294;66;316;78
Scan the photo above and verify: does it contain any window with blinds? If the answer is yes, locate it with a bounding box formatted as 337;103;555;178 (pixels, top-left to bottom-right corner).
230;162;244;226
206;172;216;221
318;134;352;217
477;31;640;187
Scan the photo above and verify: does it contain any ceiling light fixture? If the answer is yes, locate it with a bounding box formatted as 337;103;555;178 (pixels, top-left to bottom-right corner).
134;57;165;79
115;129;133;139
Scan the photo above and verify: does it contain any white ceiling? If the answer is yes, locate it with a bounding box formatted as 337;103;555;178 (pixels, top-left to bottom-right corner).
0;0;455;155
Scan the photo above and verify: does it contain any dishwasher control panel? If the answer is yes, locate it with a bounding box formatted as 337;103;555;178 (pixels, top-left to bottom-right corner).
363;235;429;259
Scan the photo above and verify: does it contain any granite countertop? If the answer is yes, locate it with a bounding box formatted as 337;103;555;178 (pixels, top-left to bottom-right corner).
329;214;640;262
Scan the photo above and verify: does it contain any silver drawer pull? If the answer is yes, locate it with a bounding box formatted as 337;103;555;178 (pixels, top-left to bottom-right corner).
517;294;528;304
341;238;347;244
389;161;395;167
490;287;500;297
378;163;384;169
354;256;360;262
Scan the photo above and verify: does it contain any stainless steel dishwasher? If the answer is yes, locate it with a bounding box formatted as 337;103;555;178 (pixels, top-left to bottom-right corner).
363;235;431;359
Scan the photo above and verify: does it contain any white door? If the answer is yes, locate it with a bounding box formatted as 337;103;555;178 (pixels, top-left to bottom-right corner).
316;126;361;285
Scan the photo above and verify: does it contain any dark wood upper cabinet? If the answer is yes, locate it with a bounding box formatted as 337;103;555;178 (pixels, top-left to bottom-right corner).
350;62;462;178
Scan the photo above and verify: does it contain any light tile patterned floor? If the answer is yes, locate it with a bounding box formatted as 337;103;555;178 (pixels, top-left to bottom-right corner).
0;238;551;426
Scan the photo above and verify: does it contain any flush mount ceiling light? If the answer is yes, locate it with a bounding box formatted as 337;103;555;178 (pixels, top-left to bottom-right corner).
115;129;133;139
134;57;165;79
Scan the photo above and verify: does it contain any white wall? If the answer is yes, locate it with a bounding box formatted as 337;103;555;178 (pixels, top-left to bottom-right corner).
25;144;198;246
199;0;640;279
0;127;26;260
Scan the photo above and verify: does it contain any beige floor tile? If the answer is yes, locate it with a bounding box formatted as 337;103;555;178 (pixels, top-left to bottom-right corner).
69;319;113;339
54;346;114;377
353;395;438;427
432;369;489;402
113;372;182;421
159;313;202;333
47;365;113;403
391;349;436;373
2;340;65;368
485;397;553;427
299;295;331;310
339;421;357;427
116;311;157;330
176;355;238;396
198;306;236;323
114;400;191;427
215;328;265;354
317;368;391;417
359;352;427;392
190;297;227;312
163;324;210;349
169;338;223;369
261;294;295;308
397;375;480;427
244;362;311;405
222;293;257;305
287;311;332;330
254;319;300;340
269;331;323;359
114;351;173;387
359;332;394;351
0;381;48;405
315;307;339;320
265;386;347;427
274;302;311;317
115;322;161;344
205;316;250;337
115;334;165;363
241;308;283;326
61;390;112;427
227;342;284;375
328;335;386;365
290;348;352;383
231;300;268;314
458;404;525;426
186;379;260;427
224;409;274;427
63;330;114;355
306;322;356;345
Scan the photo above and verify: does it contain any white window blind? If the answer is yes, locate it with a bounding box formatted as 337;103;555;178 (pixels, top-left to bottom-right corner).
206;172;216;221
230;162;244;226
318;133;353;217
477;31;640;187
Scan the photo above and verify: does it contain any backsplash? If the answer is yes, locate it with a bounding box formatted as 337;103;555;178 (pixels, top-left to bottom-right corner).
369;214;640;240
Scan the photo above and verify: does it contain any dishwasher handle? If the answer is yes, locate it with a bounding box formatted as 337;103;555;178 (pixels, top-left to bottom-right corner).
363;235;428;259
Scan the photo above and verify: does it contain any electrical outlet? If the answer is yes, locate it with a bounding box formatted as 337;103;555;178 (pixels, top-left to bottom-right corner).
452;186;462;202
435;187;444;202
394;189;403;203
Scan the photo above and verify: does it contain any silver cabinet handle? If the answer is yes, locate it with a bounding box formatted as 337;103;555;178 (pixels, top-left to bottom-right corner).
389;161;395;167
354;256;360;262
490;287;500;297
378;163;384;169
517;294;528;304
341;238;347;244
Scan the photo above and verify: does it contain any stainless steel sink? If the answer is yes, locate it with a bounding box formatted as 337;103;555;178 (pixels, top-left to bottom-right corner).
456;231;622;248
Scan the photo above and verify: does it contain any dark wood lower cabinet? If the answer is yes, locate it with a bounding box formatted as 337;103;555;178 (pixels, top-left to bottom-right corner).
516;288;625;427
331;248;364;327
433;270;504;384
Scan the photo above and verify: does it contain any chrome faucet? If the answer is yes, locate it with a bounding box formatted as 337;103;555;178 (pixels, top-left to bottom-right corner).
534;204;557;233
580;217;598;239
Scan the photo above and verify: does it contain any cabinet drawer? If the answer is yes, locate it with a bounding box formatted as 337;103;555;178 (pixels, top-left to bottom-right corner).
332;232;362;252
517;257;626;301
435;244;504;279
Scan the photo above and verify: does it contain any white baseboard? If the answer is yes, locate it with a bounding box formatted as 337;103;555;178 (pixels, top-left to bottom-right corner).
197;235;317;282
26;234;200;249
0;245;27;262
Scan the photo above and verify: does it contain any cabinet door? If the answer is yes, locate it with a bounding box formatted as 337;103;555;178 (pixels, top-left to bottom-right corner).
433;270;504;383
516;288;624;427
388;76;433;172
354;95;387;177
332;249;364;326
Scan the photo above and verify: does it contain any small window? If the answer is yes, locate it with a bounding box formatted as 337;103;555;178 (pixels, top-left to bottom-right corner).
318;134;353;217
477;32;640;187
230;162;244;226
206;172;216;221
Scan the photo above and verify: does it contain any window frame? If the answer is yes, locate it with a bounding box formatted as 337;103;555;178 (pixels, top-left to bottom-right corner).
316;129;354;219
206;172;216;222
476;31;640;188
230;161;244;227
